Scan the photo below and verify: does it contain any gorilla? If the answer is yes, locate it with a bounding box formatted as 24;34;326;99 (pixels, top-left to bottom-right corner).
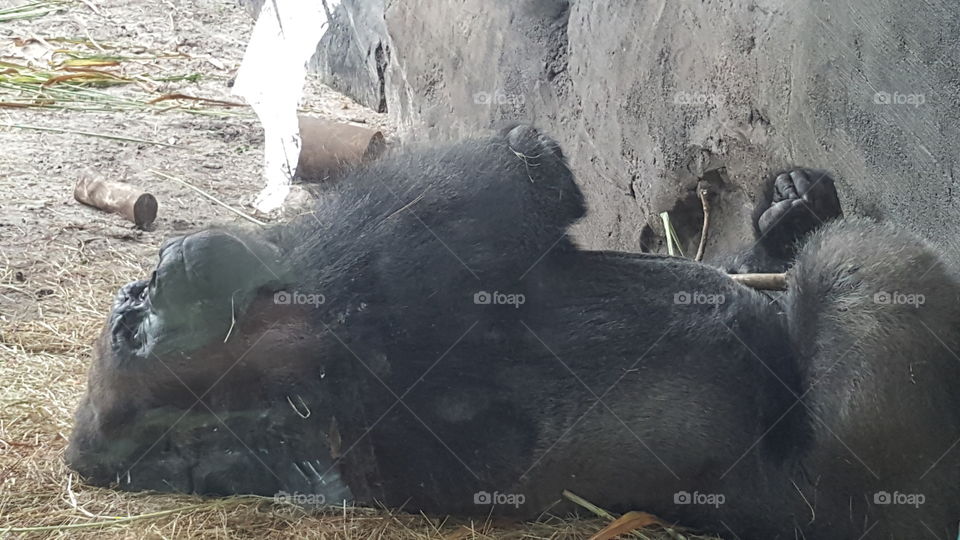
67;125;960;539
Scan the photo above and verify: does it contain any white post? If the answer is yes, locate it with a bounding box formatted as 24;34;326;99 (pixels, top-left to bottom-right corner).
233;0;343;213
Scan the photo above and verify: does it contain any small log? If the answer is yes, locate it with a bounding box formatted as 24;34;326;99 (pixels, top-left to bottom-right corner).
74;177;158;229
296;116;386;182
729;272;787;290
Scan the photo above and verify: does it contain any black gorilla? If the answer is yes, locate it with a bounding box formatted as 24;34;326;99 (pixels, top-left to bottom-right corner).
67;125;960;539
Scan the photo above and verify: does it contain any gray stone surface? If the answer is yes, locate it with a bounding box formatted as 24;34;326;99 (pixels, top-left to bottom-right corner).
245;0;960;264
311;0;388;113
238;0;388;112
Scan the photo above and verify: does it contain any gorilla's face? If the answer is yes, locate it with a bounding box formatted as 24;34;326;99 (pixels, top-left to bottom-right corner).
66;230;352;503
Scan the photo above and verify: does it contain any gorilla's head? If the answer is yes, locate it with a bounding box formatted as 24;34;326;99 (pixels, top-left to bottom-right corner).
66;229;353;502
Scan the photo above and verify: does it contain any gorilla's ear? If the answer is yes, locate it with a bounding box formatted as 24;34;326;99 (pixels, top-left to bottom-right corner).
495;122;525;136
504;124;565;161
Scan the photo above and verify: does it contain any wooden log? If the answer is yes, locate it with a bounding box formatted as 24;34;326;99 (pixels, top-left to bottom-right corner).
296;116;386;182
74;177;158;229
729;272;787;290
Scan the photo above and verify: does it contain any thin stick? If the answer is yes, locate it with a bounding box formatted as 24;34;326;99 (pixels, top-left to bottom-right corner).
658;212;684;257
729;272;787;290
150;169;267;226
147;93;245;107
694;187;710;262
78;0;103;16
0;123;176;147
562;490;616;521
658;212;675;256
65;473;113;519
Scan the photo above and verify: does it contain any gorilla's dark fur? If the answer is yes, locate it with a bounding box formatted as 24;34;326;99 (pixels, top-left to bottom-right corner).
67;126;960;539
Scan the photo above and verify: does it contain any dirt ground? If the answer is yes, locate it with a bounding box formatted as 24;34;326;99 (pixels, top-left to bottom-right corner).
0;1;649;538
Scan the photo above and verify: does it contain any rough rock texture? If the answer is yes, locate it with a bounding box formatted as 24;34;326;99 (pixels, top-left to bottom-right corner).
244;0;960;264
240;0;388;113
311;0;388;113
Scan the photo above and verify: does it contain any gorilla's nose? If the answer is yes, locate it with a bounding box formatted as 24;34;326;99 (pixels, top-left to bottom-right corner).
505;124;565;160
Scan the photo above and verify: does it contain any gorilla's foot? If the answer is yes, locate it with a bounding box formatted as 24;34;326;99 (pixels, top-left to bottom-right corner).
756;168;842;260
724;168;843;274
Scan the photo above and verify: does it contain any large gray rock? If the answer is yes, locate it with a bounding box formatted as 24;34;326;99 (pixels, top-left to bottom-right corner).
311;0;388;113
239;0;388;112
247;0;960;264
